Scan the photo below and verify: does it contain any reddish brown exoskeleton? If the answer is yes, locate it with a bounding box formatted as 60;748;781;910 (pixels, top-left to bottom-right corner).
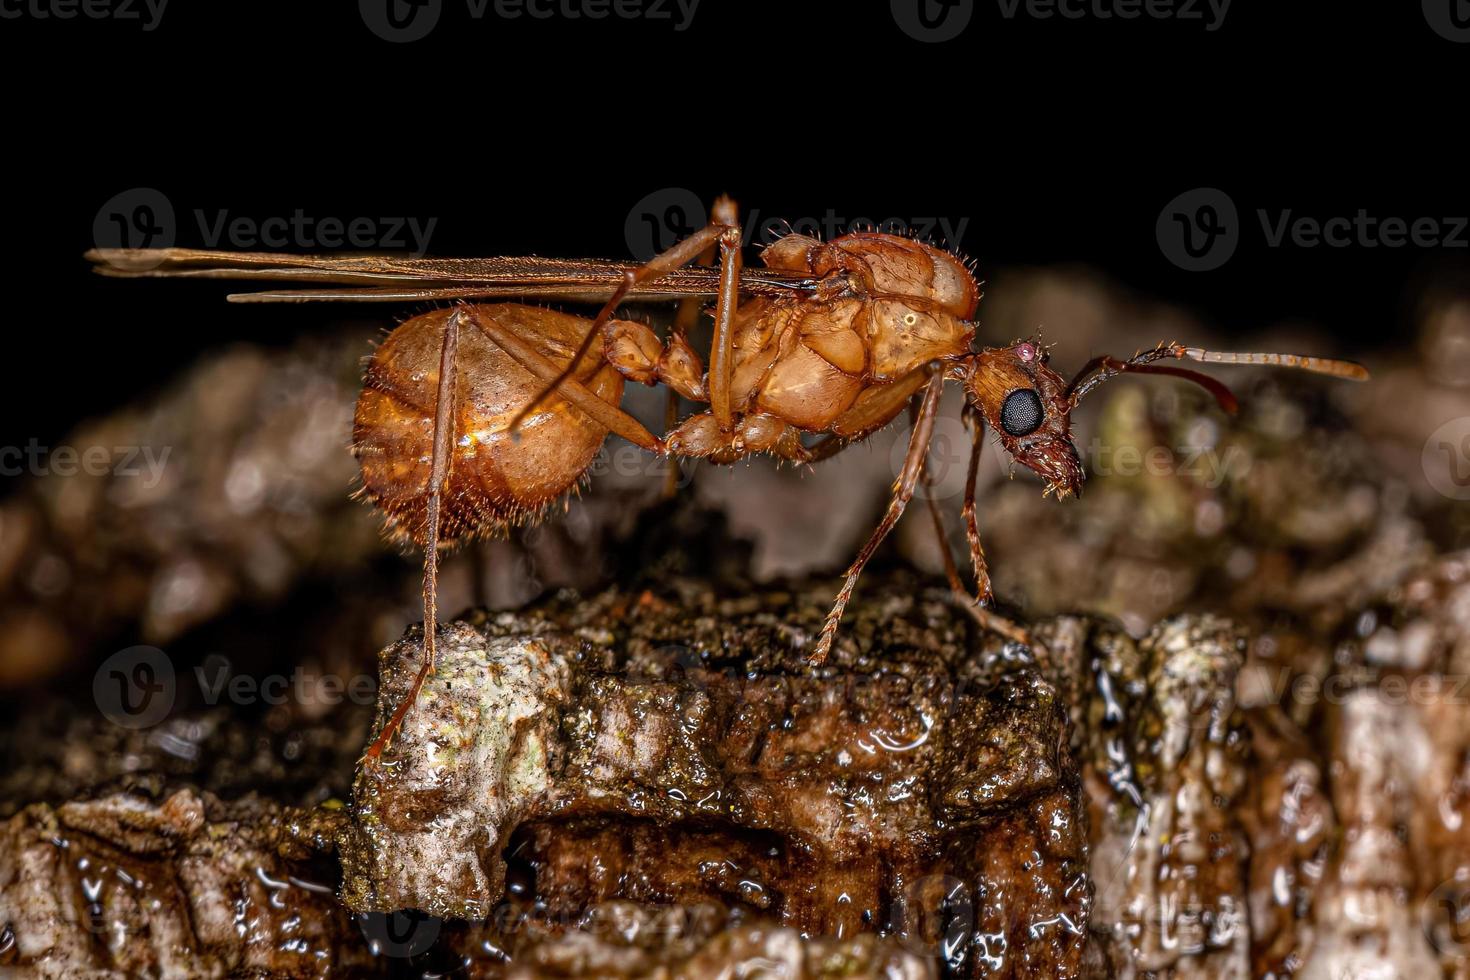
87;197;1368;761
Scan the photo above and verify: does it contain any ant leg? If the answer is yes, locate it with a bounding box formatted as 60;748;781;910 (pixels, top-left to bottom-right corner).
961;407;993;605
665;236;718;497
910;403;1028;647
925;449;1029;647
953;409;1033;646
909;395;967;597
809;367;944;667
458;305;666;454
510;200;738;433
364;307;462;764
921;458;968;597
707;197;743;433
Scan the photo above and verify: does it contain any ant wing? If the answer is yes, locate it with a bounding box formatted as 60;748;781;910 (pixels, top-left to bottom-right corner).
84;248;818;303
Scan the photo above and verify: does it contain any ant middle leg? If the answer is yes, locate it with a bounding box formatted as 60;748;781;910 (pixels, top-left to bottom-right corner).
914;402;1031;649
808;367;945;667
960;405;993;606
949;409;1031;647
912;395;967;599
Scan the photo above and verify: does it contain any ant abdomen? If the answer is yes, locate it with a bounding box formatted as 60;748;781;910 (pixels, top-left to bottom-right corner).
352;304;624;546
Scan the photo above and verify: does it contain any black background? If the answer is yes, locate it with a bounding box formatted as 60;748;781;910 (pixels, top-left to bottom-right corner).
4;0;1466;454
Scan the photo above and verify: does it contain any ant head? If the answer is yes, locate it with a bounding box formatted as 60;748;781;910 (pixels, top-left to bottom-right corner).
956;340;1085;499
954;337;1367;501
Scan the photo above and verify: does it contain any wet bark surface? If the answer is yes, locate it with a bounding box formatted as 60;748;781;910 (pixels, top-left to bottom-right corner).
1;275;1468;976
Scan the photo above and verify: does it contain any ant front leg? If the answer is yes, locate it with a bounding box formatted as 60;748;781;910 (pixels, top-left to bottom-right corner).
363;307;463;765
952;409;1030;647
961;405;993;606
809;366;945;667
914;402;1031;649
911;395;967;598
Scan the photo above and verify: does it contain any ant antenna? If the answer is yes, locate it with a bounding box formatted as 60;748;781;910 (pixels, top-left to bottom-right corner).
1066;342;1368;414
1178;346;1369;380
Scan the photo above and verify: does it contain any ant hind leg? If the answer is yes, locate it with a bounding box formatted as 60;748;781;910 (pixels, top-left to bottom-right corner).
459;305;666;455
363;306;463;765
510;197;740;433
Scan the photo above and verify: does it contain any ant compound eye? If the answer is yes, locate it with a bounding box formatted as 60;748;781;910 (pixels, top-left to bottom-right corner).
1000;388;1044;437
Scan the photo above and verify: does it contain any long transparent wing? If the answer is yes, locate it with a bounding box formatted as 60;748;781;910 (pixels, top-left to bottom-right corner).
84;248;818;303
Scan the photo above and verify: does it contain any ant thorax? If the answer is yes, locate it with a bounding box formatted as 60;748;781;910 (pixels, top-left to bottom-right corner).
737;232;980;415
